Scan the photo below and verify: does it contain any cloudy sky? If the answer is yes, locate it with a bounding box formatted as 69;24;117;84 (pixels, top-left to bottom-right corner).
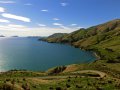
0;0;120;36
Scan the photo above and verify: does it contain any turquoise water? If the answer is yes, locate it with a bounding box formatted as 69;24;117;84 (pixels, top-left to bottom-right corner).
0;37;96;71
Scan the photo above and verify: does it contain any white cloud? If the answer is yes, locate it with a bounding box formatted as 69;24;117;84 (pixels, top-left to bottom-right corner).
53;23;70;29
41;9;48;12
0;7;5;12
75;26;83;29
0;25;75;36
59;25;70;29
2;13;31;22
53;23;62;26
53;18;60;21
71;24;77;26
38;24;46;27
61;3;68;6
8;24;26;28
24;3;32;6
0;19;10;23
0;1;15;4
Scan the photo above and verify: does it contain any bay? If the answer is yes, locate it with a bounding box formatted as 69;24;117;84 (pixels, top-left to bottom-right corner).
0;37;96;71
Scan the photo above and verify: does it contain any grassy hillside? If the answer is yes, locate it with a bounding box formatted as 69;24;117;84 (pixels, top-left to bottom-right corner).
1;62;120;90
40;33;67;43
41;19;120;62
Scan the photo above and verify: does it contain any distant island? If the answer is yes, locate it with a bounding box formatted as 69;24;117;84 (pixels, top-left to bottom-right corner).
0;35;5;37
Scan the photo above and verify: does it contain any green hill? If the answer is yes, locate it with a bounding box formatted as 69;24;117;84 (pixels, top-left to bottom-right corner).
41;19;120;62
40;33;67;43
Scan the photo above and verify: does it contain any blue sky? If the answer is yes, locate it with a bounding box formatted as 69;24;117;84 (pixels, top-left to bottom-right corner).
0;0;120;36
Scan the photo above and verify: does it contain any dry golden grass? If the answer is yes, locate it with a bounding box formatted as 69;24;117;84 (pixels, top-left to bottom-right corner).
63;64;79;73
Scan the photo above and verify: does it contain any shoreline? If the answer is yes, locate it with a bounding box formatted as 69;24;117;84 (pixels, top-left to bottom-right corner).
41;40;101;62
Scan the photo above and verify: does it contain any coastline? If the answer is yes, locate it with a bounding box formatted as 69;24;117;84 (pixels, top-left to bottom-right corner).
40;40;101;63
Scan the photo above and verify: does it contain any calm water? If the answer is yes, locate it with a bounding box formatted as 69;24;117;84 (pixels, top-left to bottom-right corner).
0;37;96;71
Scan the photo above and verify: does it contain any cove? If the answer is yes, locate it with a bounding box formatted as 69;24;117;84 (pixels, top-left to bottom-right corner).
0;37;96;71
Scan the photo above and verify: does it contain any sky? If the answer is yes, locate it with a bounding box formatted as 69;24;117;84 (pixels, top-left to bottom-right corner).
0;0;120;36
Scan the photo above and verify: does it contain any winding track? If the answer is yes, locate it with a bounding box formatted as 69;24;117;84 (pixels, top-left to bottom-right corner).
36;70;107;79
72;70;107;78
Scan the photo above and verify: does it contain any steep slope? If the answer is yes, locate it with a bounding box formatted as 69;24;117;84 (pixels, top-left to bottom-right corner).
61;28;87;43
73;19;120;62
41;19;120;62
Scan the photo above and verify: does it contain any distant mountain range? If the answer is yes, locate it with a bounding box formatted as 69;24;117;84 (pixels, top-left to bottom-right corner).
41;19;120;63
